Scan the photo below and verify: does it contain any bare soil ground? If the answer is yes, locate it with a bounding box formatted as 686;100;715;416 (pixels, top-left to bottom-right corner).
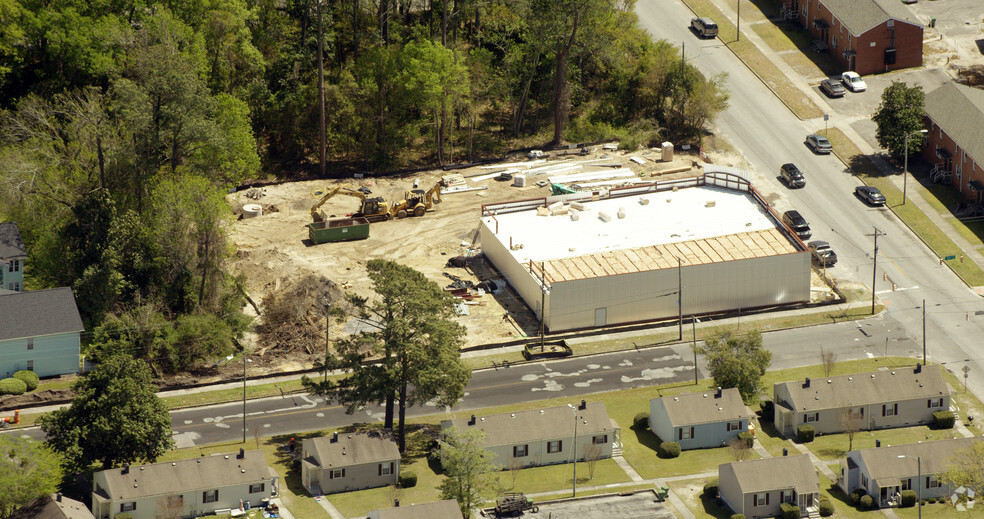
226;146;706;363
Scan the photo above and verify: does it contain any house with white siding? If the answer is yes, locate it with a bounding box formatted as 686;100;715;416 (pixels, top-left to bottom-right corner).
650;387;750;450
301;430;401;495
719;455;820;519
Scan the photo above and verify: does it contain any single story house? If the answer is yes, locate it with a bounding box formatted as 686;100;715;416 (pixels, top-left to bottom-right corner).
367;499;461;519
649;387;751;449
719;454;820;519
301;430;401;495
773;364;949;438
0;222;27;292
922;82;984;202
91;449;278;519
0;287;84;378
10;494;94;519
840;437;982;507
440;400;620;469
778;0;922;75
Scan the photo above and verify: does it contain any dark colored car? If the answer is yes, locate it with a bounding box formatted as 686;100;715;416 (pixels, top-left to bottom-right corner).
808;241;838;267
820;79;846;97
806;134;833;154
780;163;806;188
855;185;886;206
782;210;812;240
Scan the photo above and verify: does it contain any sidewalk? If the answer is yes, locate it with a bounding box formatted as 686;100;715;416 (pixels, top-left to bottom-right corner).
696;0;984;291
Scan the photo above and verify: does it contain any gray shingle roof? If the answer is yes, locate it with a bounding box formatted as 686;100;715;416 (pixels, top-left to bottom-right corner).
724;455;819;494
925;82;984;167
305;431;400;469
442;401;617;447
0;222;27;259
368;499;461;519
855;437;982;482
654;387;749;426
0;287;84;341
775;365;947;412
821;0;921;36
10;494;94;519
97;450;274;500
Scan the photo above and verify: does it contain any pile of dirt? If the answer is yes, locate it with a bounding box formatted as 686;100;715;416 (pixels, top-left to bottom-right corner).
0;388;74;410
254;274;351;356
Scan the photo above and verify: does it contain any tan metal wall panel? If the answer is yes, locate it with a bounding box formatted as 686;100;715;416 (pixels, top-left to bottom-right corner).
479;220;547;320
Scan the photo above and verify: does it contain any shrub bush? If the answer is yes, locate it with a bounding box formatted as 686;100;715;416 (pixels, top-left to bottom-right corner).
849;488;867;505
703;479;719;497
730;514;746;519
737;431;754;448
900;490;917;507
759;400;775;421
796;424;816;443
0;377;27;395
859;494;875;511
658;441;681;458
818;498;834;517
13;370;39;391
932;410;955;429
398;470;417;488
780;503;800;519
633;412;651;430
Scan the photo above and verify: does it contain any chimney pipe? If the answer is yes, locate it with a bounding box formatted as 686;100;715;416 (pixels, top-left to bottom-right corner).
239;448;245;459
804;377;811;388
122;464;129;475
331;431;339;443
395;498;400;507
580;399;587;410
469;414;476;426
56;493;62;502
915;363;922;374
783;448;788;456
715;387;722;398
876;439;881;448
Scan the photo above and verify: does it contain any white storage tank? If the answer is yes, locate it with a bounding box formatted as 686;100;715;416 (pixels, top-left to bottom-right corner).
242;204;263;218
513;174;527;187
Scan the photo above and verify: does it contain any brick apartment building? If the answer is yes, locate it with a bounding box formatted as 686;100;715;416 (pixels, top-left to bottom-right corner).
922;82;984;203
778;0;923;75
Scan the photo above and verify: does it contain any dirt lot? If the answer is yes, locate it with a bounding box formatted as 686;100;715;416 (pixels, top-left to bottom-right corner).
228;147;705;354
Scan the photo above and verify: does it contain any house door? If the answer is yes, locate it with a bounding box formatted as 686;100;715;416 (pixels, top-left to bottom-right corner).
594;308;607;327
800;493;813;509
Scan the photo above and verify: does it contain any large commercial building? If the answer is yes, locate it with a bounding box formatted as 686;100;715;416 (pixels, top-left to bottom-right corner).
479;173;810;332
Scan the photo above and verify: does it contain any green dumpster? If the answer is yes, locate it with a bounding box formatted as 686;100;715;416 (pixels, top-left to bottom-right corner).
308;217;371;244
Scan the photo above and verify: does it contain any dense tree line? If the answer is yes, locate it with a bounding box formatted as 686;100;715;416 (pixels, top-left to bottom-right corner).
0;0;728;370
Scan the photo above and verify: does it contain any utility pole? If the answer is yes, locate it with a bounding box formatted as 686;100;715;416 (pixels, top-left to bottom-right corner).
736;0;741;41
678;257;683;341
681;42;685;76
692;317;698;385
317;0;326;178
922;299;926;365
866;227;886;314
325;299;331;383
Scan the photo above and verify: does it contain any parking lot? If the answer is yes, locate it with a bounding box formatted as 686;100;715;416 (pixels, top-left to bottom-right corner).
496;492;675;519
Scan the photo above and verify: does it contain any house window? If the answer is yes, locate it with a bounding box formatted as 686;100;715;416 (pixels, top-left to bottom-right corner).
592;435;608;445
832;36;838;48
927;476;940;488
928;398;944;408
120;502;136;512
514;444;529;457
203;490;219;503
753;492;770;506
12;260;18;272
547;440;563;454
26;360;33;371
679;427;694;440
727;421;742;431
902;478;912;491
249;483;265;493
803;413;819;423
379;463;393;475
26;339;33;351
329;468;345;479
862;474;868;489
882;403;898;417
780;490;794;503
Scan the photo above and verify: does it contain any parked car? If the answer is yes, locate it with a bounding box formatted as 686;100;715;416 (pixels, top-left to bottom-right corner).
808;241;838;267
781;210;812;240
820;79;846;97
780;163;806;188
691;17;718;38
806;134;833;154
810;40;829;53
841;72;867;92
855;185;886;206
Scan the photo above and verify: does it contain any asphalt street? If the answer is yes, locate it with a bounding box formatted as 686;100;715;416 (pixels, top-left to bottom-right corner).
635;0;984;401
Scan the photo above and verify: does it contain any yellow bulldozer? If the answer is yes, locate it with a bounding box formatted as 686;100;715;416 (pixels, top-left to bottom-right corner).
390;181;443;219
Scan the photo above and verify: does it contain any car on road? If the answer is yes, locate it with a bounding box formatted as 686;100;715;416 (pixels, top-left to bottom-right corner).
780;163;806;188
781;210;812;240
808;241;838;267
820;79;846;97
691;17;718;38
841;72;867;92
805;134;833;154
855;185;886;206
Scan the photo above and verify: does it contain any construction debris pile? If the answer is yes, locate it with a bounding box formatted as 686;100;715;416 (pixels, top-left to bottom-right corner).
255;274;348;355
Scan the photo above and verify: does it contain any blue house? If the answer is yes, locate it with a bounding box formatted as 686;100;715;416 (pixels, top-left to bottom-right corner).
650;387;750;449
0;287;84;378
0;223;27;292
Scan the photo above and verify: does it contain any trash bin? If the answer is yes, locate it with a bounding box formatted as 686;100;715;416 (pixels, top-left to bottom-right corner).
930;18;936;27
661;141;674;162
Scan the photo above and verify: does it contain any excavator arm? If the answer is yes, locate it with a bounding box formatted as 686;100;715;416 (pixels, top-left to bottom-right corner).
310;187;369;222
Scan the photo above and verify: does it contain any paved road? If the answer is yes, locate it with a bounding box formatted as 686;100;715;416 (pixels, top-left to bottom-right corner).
635;0;984;402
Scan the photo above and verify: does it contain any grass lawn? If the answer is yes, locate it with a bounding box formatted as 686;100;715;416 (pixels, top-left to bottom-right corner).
896;502;984;518
819;473;869;519
162;378;311;409
668;476;732;519
820;127;984;286
754;417;793;458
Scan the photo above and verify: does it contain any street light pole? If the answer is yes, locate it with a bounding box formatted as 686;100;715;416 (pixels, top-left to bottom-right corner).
677;257;683;341
567;404;579;497
692;317;699;385
242;356;252;443
903;129;928;205
324;299;331;383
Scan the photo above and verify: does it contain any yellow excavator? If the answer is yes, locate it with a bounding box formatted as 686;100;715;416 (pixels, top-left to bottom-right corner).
310;187;392;223
390;181;443;218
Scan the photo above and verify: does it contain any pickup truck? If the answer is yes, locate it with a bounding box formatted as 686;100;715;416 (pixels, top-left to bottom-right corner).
808;241;837;267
